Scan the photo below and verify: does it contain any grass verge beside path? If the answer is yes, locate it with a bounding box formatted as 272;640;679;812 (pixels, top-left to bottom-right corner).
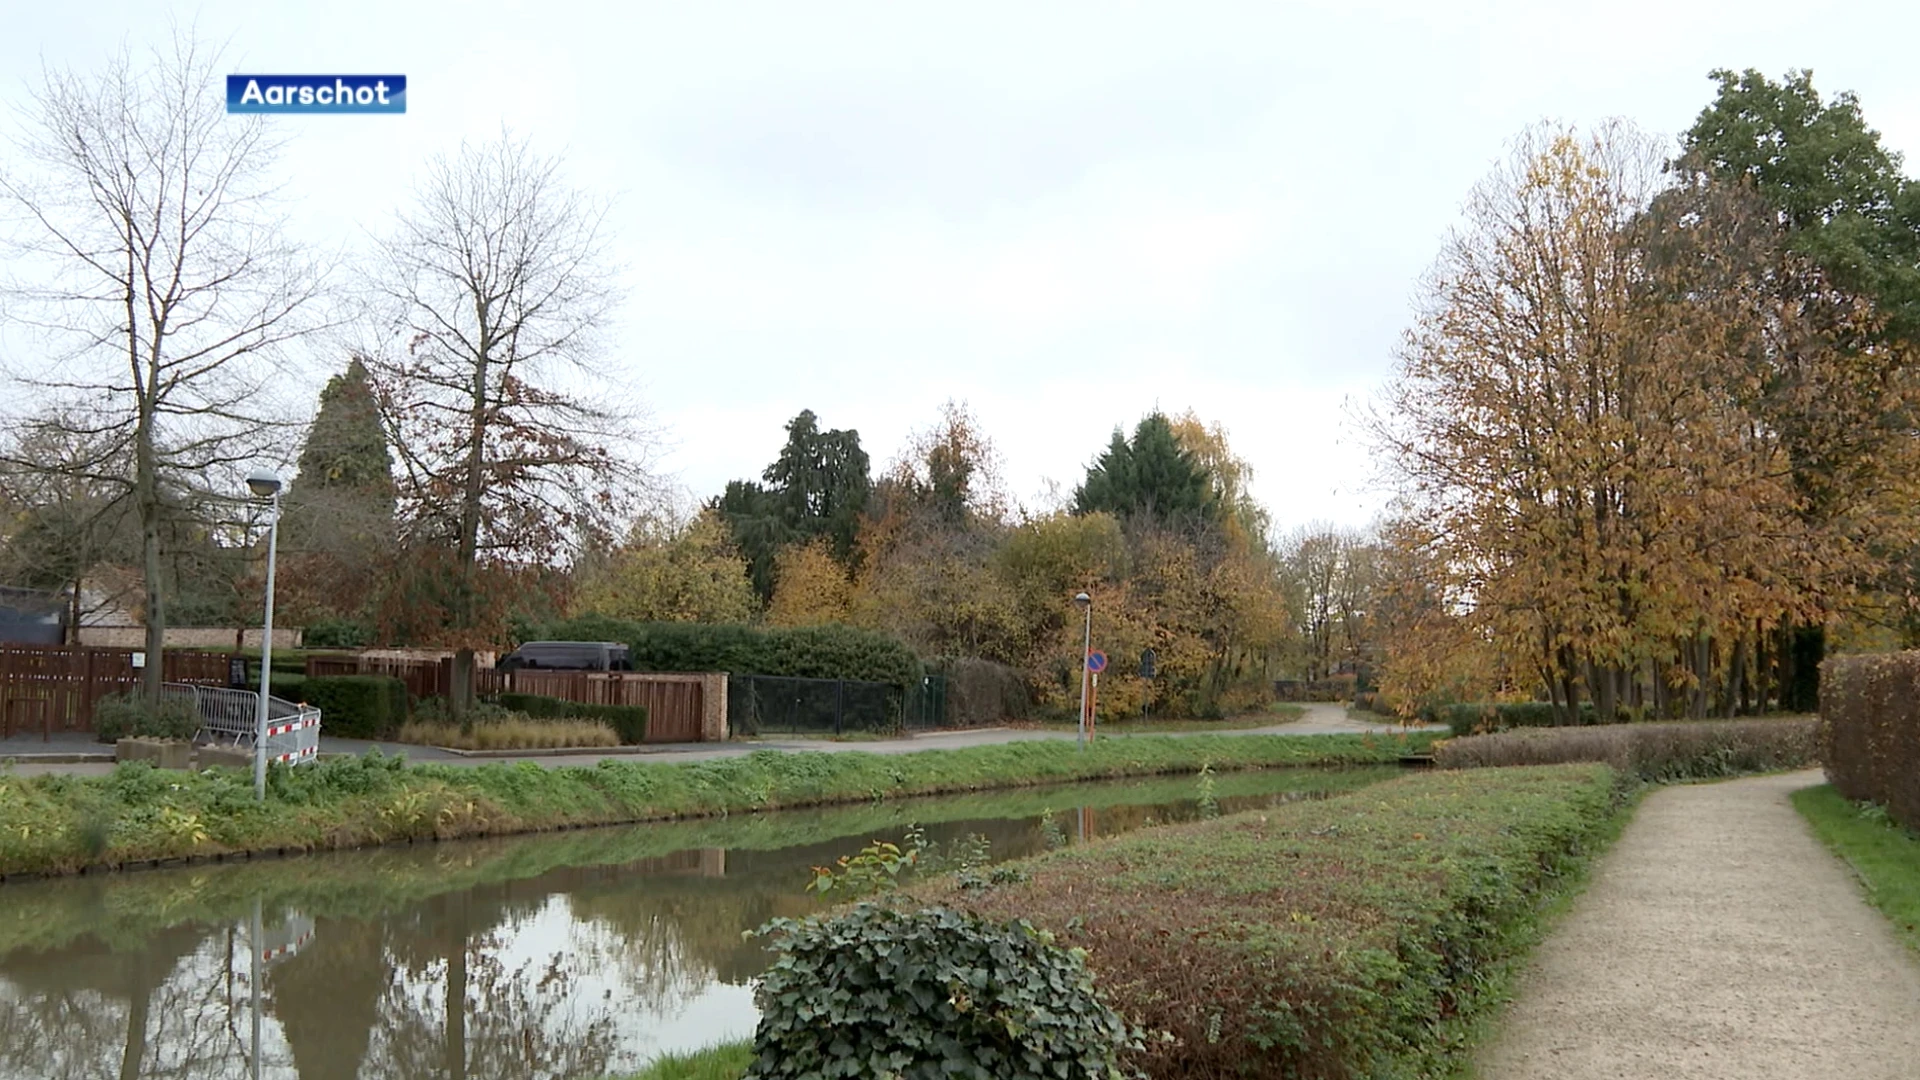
1792;783;1920;954
1029;702;1308;734
0;730;1433;879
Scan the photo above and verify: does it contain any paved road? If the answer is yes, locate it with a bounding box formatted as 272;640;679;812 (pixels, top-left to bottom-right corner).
1476;769;1920;1080
0;703;1432;777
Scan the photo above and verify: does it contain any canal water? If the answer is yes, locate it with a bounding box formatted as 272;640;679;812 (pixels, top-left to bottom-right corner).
0;765;1397;1079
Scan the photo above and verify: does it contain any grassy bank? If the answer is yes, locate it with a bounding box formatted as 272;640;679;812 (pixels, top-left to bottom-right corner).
0;765;1397;957
0;731;1432;879
1792;783;1920;954
1432;717;1819;780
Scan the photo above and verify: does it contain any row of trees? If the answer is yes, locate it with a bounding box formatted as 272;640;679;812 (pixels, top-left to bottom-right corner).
575;402;1379;718
0;35;647;709
1371;69;1920;722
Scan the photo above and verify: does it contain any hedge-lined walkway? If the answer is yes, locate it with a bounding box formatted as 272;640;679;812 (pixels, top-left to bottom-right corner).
1478;769;1920;1079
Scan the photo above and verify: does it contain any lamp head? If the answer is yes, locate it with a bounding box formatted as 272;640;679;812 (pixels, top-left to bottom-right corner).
1073;592;1091;607
245;469;283;499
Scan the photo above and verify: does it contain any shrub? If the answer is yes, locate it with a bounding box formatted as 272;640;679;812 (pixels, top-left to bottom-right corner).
395;717;619;750
1819;652;1920;830
929;656;1031;727
92;693;201;743
1432;717;1819;780
302;619;373;649
531;615;923;688
282;675;409;740
495;692;648;744
1441;700;1603;736
745;904;1139;1080
897;765;1622;1080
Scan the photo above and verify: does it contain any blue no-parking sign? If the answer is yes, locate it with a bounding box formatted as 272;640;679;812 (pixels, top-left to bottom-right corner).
1086;650;1107;674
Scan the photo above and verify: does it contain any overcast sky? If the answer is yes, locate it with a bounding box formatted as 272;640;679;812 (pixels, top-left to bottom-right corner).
5;1;1919;533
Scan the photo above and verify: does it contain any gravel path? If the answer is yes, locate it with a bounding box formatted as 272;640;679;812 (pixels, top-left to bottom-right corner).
1476;768;1920;1080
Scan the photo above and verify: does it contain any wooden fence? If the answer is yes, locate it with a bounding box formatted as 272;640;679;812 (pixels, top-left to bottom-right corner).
304;655;726;742
0;645;235;739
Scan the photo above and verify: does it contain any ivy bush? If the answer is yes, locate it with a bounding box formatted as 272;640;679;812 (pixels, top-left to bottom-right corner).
746;904;1141;1080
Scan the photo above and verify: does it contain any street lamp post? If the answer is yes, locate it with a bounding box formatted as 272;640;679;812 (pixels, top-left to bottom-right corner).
247;470;283;802
1074;592;1092;749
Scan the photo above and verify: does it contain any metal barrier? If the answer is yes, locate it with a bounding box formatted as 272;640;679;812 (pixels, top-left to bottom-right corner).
163;683;322;764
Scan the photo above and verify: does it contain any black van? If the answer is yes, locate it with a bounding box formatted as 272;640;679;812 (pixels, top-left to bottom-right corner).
497;641;633;672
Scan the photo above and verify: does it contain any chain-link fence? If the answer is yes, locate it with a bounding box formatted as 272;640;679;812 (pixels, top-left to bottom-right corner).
728;675;899;736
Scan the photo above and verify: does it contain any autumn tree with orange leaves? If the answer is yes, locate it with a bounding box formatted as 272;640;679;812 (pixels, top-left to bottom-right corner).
1374;119;1920;722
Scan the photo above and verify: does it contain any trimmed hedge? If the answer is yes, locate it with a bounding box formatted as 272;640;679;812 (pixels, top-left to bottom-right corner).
495;692;648;745
896;765;1624;1080
531;615;922;688
1433;717;1819;781
1820;652;1920;830
274;674;408;740
1443;700;1600;736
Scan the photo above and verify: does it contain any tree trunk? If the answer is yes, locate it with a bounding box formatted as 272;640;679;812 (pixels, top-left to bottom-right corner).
1592;660;1617;725
1724;635;1746;719
137;448;165;703
1690;632;1710;720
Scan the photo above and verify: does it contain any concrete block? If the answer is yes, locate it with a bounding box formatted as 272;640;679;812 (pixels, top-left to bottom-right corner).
196;744;255;772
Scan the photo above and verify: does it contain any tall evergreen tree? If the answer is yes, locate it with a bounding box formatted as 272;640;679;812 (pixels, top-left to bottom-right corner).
285;356;397;557
1073;412;1218;527
712;410;872;601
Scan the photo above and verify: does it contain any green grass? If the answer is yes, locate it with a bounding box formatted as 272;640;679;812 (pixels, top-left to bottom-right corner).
0;730;1435;879
0;765;1398;958
1791;784;1920;954
895;764;1629;1080
614;1044;754;1080
1031;703;1307;734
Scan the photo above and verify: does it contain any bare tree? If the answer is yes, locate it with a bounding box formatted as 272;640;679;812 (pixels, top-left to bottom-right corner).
0;30;328;698
366;132;650;711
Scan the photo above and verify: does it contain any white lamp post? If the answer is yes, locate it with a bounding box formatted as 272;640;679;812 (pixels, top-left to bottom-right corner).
1074;592;1092;749
247;469;283;801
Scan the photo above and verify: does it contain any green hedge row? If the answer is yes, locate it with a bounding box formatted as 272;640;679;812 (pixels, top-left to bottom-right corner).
1820;652;1920;830
876;765;1624;1080
495;692;648;745
532;615;923;688
1443;700;1601;736
271;674;408;740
